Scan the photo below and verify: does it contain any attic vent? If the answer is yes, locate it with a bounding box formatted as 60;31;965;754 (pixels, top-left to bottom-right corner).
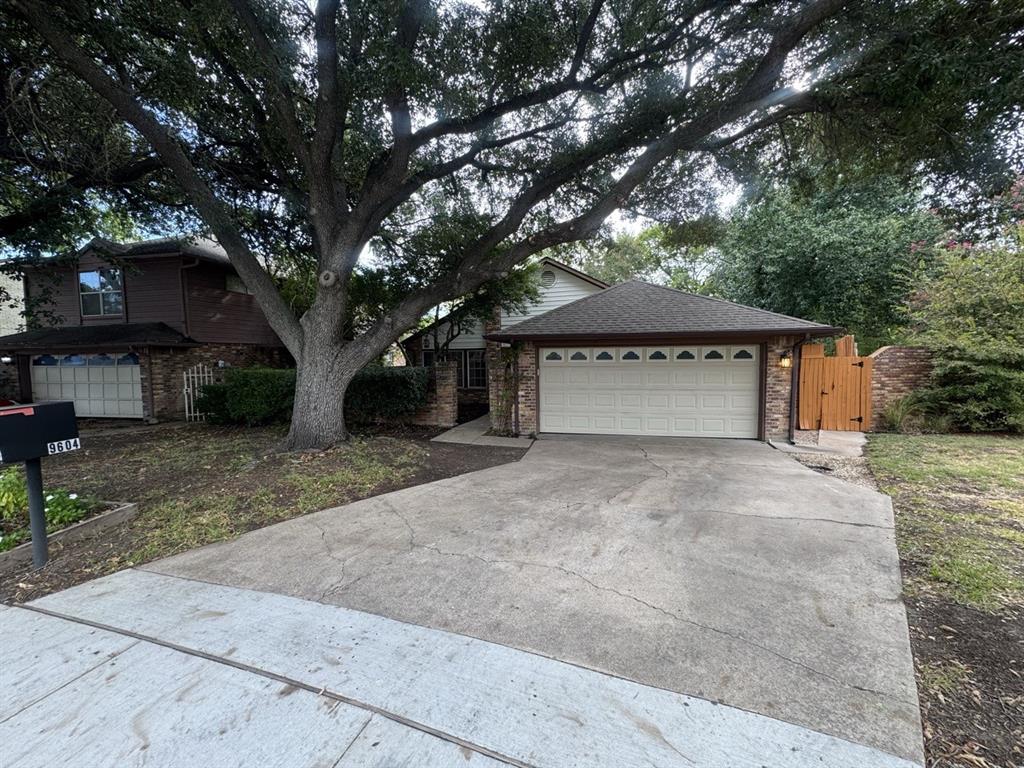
540;269;557;288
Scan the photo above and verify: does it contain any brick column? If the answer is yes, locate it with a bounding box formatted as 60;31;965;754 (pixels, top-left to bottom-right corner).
764;335;796;440
515;342;538;436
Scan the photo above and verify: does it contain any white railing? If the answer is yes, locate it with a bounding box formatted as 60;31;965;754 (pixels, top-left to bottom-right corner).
183;363;218;422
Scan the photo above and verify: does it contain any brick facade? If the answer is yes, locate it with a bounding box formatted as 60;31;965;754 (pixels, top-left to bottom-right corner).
868;346;932;429
765;335;798;440
142;343;289;421
408;360;458;428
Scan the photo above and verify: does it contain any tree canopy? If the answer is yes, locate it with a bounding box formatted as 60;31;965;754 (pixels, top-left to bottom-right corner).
3;0;1022;447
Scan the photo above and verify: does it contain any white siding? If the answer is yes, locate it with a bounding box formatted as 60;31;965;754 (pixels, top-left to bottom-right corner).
502;268;602;327
421;263;604;351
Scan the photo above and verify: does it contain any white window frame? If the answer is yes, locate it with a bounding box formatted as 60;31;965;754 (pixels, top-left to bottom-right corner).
79;267;124;317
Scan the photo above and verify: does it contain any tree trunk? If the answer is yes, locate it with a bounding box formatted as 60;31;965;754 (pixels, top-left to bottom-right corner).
285;324;357;450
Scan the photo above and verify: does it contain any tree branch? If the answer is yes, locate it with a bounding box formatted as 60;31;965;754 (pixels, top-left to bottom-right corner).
12;0;304;357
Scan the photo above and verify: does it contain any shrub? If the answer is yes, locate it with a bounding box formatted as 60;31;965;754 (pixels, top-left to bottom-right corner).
912;243;1024;433
881;393;926;433
195;365;430;426
0;468;94;552
346;365;430;422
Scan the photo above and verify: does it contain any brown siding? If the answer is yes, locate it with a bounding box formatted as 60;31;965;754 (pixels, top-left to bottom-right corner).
24;254;185;332
184;265;280;346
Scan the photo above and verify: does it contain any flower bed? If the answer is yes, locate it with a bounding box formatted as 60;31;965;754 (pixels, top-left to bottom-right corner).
0;467;99;552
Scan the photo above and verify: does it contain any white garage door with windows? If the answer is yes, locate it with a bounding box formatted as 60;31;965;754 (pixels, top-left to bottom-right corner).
539;345;759;438
31;352;144;418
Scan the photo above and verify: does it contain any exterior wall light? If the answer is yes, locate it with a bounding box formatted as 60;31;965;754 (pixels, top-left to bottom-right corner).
0;356;12;364
778;351;792;368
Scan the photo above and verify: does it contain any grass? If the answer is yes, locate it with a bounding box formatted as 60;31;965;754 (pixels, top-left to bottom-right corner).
21;425;430;581
867;434;1024;611
917;660;971;697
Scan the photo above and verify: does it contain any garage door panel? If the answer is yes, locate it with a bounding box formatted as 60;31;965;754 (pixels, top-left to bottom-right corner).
539;344;759;439
566;392;589;408
702;370;727;385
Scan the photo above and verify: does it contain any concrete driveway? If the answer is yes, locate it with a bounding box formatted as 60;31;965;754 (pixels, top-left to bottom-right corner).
2;436;922;767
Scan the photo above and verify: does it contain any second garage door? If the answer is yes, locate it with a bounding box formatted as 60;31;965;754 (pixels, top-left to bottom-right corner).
538;344;760;438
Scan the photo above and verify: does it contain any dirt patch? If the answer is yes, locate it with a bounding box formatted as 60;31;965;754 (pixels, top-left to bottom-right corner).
0;424;525;604
908;586;1023;767
790;453;878;490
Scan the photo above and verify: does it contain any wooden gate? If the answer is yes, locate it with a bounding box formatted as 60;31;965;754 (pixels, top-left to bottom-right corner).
798;338;873;431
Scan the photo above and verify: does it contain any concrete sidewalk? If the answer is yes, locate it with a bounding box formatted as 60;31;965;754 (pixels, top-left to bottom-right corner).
431;414;534;447
3;570;921;768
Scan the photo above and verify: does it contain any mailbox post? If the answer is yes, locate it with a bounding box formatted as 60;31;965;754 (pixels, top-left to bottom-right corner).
0;402;81;568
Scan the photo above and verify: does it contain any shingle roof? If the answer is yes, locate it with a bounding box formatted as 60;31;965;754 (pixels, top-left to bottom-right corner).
0;322;196;350
485;280;838;341
82;236;231;266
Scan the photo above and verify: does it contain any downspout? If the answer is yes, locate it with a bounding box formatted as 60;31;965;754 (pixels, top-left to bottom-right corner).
180;258;201;338
788;334;811;444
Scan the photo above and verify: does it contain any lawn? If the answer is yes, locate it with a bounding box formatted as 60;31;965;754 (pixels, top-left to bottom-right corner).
0;423;525;604
866;434;1023;768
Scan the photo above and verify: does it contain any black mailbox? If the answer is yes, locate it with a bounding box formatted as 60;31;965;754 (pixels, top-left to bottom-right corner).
0;401;80;569
0;401;80;465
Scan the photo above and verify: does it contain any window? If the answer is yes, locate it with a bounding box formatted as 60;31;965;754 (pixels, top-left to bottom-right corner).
732;348;754;360
463;349;487;389
646;349;668;361
427;349;486;388
621;349;641;361
568;349;589;362
703;348;725;360
595;350;614;361
544;350;563;361
79;268;123;316
674;348;696;361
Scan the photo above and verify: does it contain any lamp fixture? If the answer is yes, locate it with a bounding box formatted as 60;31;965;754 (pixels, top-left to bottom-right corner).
778;351;792;368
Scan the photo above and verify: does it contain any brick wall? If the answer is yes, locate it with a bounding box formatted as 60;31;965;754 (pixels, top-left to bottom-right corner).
868;346;932;429
408;360;458;428
765;335;798;440
142;343;289;421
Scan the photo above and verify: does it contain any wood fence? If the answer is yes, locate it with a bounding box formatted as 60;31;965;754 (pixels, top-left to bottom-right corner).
798;337;873;431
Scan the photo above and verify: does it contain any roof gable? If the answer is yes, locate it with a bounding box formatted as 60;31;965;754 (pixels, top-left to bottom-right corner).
485;280;838;341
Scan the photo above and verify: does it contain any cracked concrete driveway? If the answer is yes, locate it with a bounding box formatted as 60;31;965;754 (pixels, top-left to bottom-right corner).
145;435;922;764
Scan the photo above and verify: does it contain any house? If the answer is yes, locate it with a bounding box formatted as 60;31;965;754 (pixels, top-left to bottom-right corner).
412;260;839;440
403;258;608;407
0;237;287;421
485;280;839;440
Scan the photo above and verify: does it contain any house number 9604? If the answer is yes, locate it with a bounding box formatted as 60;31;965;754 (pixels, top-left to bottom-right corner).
46;438;81;455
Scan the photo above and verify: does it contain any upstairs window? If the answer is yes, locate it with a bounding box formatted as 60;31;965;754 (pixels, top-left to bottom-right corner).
79;268;123;316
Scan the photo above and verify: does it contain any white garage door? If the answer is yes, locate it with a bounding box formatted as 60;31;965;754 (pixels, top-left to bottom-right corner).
31;352;144;419
539;345;759;438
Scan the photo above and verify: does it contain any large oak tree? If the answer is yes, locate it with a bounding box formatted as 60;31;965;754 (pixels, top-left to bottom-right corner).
3;0;1021;448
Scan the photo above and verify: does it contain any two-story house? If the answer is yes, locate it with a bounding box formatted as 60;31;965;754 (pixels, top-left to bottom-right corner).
0;237;287;421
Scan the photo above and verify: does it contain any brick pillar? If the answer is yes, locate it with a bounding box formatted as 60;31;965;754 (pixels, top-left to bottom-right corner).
433;360;458;428
764;336;796;440
515;342;538;436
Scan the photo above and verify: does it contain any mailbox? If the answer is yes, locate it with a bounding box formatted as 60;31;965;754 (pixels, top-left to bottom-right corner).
0;401;80;464
0;401;81;569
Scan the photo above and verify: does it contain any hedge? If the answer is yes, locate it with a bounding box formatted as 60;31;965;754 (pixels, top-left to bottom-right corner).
195;365;430;426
